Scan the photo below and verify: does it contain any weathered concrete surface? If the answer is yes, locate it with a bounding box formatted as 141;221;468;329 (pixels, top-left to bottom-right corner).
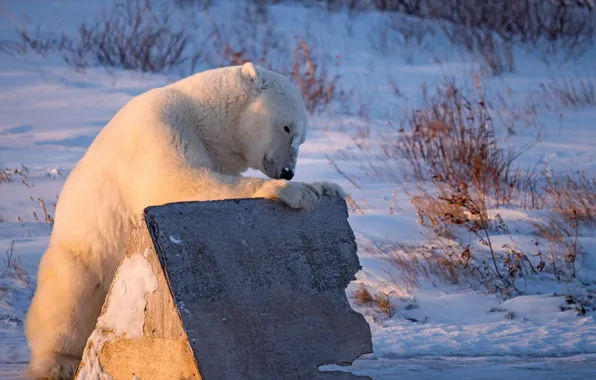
75;195;372;380
144;195;372;380
74;223;202;380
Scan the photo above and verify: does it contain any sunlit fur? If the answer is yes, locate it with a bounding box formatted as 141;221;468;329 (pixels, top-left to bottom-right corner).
24;62;345;379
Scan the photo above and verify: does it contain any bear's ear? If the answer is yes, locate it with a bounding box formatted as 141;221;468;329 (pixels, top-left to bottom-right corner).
241;62;267;93
241;62;258;82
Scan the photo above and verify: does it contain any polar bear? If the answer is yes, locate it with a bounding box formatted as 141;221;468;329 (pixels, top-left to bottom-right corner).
24;62;345;379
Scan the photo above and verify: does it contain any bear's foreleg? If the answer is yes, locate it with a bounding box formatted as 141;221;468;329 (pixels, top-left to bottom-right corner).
140;167;346;211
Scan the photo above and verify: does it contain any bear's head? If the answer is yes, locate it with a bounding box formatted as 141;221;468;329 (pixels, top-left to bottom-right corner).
237;62;308;181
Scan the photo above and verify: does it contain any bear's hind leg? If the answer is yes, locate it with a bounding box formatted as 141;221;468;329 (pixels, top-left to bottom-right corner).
24;352;81;380
24;245;106;380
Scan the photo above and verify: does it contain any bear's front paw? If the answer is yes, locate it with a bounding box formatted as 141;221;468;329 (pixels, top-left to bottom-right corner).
309;181;347;199
254;180;346;210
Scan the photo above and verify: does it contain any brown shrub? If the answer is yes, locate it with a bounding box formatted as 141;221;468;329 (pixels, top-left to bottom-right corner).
352;286;374;305
385;80;533;207
1;0;206;74
289;38;345;114
531;172;596;279
373;292;395;317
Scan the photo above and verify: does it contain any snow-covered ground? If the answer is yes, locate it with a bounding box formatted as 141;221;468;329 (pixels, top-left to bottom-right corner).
1;0;596;378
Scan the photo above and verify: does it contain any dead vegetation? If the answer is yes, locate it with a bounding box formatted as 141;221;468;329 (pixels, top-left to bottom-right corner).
388;81;561;291
1;0;206;75
205;1;281;69
352;285;395;318
208;8;346;113
181;0;596;75
289;38;346;114
537;77;596;109
1;241;27;283
388;242;465;288
174;0;596;76
353;285;375;305
1;0;594;300
5;0;591;78
544;172;596;224
30;197;55;226
531;172;596;279
1;0;345;114
204;2;348;113
373;292;395;317
387;80;535;207
362;0;595;75
340;75;596;294
0;167;29;185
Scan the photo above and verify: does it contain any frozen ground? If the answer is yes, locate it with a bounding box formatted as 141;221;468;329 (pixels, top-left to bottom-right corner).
1;0;596;378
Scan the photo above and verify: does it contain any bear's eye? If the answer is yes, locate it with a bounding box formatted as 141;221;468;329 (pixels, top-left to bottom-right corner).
283;125;291;134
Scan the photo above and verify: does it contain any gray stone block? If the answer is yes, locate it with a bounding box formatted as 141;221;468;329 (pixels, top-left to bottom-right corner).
76;195;373;380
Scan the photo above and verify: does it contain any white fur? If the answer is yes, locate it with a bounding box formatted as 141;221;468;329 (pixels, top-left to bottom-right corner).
24;62;345;379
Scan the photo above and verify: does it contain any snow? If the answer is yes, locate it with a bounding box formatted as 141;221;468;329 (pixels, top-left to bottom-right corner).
96;251;157;339
168;235;182;244
365;291;596;357
76;251;156;380
76;330;115;380
322;354;596;380
1;0;596;379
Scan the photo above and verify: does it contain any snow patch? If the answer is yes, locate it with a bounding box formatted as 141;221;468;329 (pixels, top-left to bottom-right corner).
97;251;158;338
76;330;115;380
169;235;182;244
76;252;157;379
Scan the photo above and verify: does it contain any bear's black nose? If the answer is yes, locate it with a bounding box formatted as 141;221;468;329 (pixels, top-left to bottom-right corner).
280;168;294;180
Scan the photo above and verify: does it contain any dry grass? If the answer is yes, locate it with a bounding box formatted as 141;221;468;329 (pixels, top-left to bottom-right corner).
373;292;395;317
289;38;345;114
281;0;595;77
208;7;347;114
537;77;596;109
320;77;550;292
344;195;374;215
391;80;596;290
410;193;466;240
532;219;583;280
443;25;515;76
360;0;596;75
362;238;468;290
1;241;27;283
0;167;28;184
1;167;30;223
351;285;395;318
1;0;206;74
174;0;215;9
205;1;280;68
2;0;347;113
205;0;348;113
352;286;374;305
544;172;596;224
30;197;55;226
364;79;559;292
325;155;362;190
367;13;436;56
386;80;533;207
390;247;460;288
70;0;595;78
531;172;596;279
